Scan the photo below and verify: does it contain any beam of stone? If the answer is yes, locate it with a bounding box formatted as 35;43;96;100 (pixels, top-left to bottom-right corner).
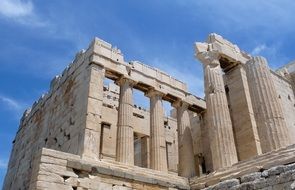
173;100;196;177
196;50;238;170
245;56;291;153
146;89;168;172
116;77;135;165
89;38;206;111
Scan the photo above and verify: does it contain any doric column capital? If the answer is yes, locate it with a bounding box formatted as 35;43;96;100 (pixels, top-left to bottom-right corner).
115;76;136;87
246;56;268;68
145;89;165;98
197;51;220;67
172;99;189;109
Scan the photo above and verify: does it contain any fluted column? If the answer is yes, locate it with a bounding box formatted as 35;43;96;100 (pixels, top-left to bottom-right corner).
116;77;134;165
245;56;291;153
147;90;168;172
198;51;238;170
173;100;196;177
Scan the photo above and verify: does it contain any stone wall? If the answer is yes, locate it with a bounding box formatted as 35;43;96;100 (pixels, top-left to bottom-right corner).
3;43;183;189
3;50;92;190
190;144;295;189
29;148;190;190
199;163;295;190
3;61;181;190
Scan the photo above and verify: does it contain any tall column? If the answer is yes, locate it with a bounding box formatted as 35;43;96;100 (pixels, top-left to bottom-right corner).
245;56;291;153
198;51;238;170
147;90;168;172
173;100;196;178
116;77;134;165
225;65;262;160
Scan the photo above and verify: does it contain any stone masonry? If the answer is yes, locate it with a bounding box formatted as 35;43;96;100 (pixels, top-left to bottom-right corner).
3;33;295;190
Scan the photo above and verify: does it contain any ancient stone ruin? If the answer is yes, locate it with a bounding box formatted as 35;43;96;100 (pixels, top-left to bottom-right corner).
3;34;295;190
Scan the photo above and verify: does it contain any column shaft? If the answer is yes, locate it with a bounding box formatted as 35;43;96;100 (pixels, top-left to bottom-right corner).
116;78;134;165
204;59;238;170
245;56;291;153
148;90;168;172
225;65;262;160
176;102;196;177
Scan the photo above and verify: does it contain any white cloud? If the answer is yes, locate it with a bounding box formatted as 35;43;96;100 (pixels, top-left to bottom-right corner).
251;44;267;55
149;57;204;97
249;43;289;69
0;95;29;120
0;0;45;26
0;95;22;111
0;0;33;18
177;1;295;33
0;95;28;119
0;159;7;169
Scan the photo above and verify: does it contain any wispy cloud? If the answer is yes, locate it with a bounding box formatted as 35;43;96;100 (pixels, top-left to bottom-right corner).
0;95;22;110
0;0;45;26
249;43;290;69
149;57;204;97
251;44;267;55
0;0;33;18
177;1;295;33
0;159;7;169
0;95;27;118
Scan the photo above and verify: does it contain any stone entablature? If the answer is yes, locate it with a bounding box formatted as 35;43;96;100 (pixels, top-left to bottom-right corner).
19;37;205;130
89;38;205;112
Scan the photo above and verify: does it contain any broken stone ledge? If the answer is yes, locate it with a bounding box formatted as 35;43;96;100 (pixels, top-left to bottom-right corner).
190;144;295;189
30;148;190;189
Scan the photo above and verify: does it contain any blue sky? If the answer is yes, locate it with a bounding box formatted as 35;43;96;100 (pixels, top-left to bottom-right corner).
0;0;295;186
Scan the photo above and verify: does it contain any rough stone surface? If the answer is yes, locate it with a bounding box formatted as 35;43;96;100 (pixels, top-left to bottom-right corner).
193;162;295;190
245;56;291;153
197;50;238;170
3;33;295;190
29;148;190;190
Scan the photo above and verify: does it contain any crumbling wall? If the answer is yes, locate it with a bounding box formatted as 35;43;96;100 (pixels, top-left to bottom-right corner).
29;148;190;190
3;50;91;190
198;163;295;190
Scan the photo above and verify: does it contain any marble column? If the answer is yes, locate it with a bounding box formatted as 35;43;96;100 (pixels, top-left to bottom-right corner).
198;51;238;170
147;90;168;172
245;56;291;153
225;65;262;160
173;100;196;178
116;77;134;165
